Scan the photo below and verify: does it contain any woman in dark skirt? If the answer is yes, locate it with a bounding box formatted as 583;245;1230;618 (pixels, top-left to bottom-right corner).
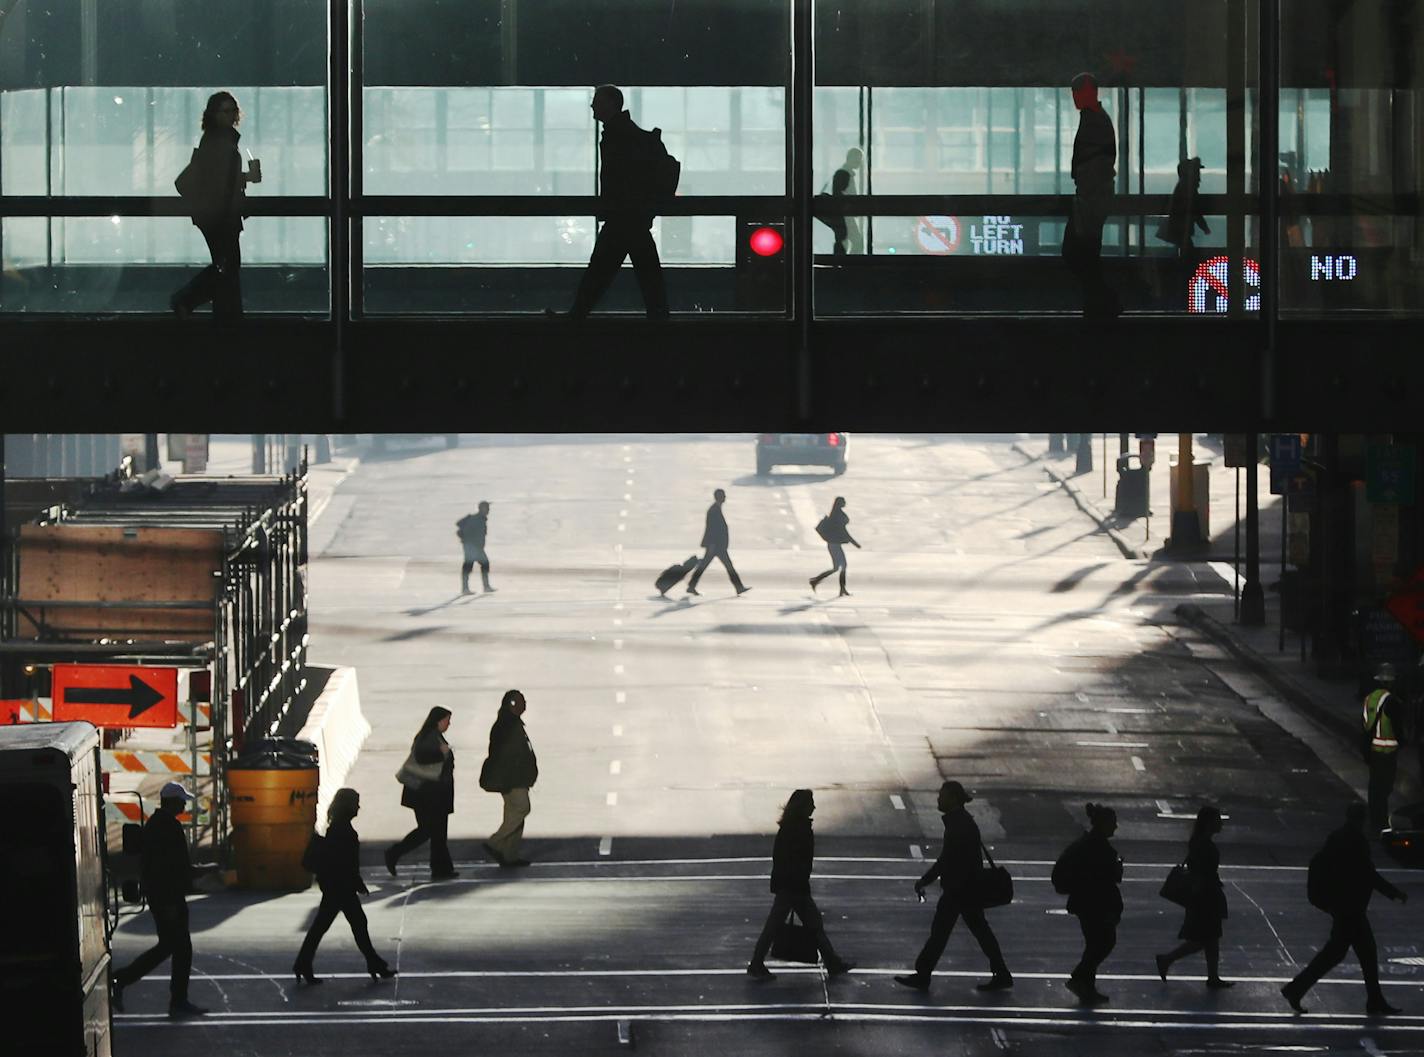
747;789;855;980
293;788;396;984
1155;805;1232;988
809;496;861;597
1061;802;1124;1005
384;706;457;880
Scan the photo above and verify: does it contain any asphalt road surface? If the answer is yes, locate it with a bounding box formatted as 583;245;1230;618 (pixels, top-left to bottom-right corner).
110;434;1424;1057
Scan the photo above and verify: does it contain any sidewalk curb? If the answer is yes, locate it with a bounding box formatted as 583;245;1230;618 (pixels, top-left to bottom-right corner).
1010;442;1149;560
1177;602;1424;805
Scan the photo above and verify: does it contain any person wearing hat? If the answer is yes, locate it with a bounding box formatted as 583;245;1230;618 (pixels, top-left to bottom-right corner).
894;780;1012;993
112;783;208;1018
1363;663;1405;831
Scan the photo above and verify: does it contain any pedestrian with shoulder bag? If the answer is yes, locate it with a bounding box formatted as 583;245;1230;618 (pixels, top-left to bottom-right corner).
480;689;538;867
1057;802;1124;1005
1154;805;1232;988
384;707;458;880
894;780;1013;993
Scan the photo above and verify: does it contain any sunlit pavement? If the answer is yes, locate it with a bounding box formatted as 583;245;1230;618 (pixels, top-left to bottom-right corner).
111;435;1424;1054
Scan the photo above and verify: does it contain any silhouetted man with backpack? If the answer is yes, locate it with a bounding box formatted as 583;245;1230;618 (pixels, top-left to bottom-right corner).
1283;802;1408;1015
552;85;677;321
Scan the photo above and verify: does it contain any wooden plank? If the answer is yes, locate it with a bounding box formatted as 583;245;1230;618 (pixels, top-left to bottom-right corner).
17;525;221;637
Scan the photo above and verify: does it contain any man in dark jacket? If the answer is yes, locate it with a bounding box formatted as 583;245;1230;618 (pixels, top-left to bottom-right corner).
112;783;208;1018
1064;72;1120;319
482;689;538;867
1283;802;1408;1015
553;85;671;321
894;781;1012;992
687;488;750;596
457;501;494;594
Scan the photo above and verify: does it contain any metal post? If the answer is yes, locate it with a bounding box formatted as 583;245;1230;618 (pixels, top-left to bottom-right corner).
792;0;814;422
1260;0;1280;419
1049;433;1065;454
252;435;266;475
143;433;160;472
1234;467;1241;620
1075;433;1093;475
329;0;351;422
1242;433;1265;623
1226;0;1246;314
1279;490;1288;651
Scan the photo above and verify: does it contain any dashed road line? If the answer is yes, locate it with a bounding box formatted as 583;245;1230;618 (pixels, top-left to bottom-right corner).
606;792;618;806
612;724;623;737
1074;740;1150;748
610;760;621;775
615;691;626;704
599;836;613;856
910;845;924;860
1131;756;1146;772
889;795;906;810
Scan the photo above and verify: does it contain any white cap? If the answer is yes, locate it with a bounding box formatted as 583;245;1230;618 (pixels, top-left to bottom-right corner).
160;782;194;801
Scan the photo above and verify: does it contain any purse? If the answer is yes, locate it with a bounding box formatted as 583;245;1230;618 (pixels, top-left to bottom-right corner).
1160;862;1194;907
769;909;820;965
300;831;326;874
395;752;444;788
975;842;1015;909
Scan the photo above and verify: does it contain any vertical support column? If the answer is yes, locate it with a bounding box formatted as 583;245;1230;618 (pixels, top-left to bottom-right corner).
1259;0;1280;420
1242;432;1265;623
1226;0;1246;314
329;0;352;421
792;0;813;422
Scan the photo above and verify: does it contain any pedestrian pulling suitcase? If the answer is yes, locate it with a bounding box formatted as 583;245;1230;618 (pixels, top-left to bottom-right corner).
656;555;700;596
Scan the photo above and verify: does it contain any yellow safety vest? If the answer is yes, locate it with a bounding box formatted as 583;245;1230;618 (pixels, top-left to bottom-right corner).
1363;689;1398;753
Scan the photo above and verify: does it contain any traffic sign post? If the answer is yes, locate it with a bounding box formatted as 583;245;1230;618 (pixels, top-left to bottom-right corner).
52;665;179;729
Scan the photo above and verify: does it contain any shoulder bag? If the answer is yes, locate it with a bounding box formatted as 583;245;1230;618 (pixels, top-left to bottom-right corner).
1159;861;1193;907
395;751;444;788
770;908;820;964
975;842;1014;909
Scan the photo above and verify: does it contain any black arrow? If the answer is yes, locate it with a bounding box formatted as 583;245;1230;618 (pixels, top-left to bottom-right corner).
66;675;166;719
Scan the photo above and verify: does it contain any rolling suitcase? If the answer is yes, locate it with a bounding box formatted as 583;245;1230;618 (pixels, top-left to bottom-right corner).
656;555;700;596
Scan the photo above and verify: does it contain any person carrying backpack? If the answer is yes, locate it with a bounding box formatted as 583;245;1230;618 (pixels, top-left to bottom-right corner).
550;85;675;321
1053;802;1124;1005
810;496;860;597
1283;802;1408;1015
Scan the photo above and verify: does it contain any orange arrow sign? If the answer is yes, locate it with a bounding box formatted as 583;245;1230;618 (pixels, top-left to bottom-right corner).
52;665;179;729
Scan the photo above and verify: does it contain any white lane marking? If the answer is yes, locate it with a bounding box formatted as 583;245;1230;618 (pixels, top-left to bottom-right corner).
990;1026;1009;1050
1045;909;1069;915
618;524;626;532
619;509;628;517
614;602;624;611
627;468;635;475
606;792;618;806
623;456;631;463
614;639;624;650
615;692;626;705
910;845;924;860
624;493;632;501
1361;1037;1385;1057
1074;692;1090;704
612;724;623;737
114;967;1424;989
337;999;418;1007
613;618;623;627
1074;740;1150;748
614;665;624;675
625;479;633;486
610;760;621;775
1106;708;1151;714
1156;799;1172;814
599;836;613;856
617;1017;634;1047
1131;756;1146;772
1105;722;1118;735
889;795;906;810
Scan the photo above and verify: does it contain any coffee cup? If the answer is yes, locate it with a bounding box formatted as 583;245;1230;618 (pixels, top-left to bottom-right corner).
248;157;262;183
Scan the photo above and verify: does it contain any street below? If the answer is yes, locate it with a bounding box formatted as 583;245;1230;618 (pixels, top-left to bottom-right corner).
111;434;1423;1056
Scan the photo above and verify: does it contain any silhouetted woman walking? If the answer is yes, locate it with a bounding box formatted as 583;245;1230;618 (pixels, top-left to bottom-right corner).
171;91;260;321
1156;805;1232;988
294;789;396;984
1059;802;1123;1004
810;497;860;597
385;706;458;880
747;789;855;980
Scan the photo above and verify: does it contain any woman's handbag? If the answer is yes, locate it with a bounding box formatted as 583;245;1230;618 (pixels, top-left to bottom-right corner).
395;752;444;788
770;909;820;965
1160;862;1194;907
301;831;326;874
975;842;1015;909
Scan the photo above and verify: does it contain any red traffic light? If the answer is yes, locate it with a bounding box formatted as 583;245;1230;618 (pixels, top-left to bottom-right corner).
748;226;784;257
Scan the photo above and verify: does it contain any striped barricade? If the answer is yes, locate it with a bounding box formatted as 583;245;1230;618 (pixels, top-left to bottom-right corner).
102;749;212;777
178;702;213;729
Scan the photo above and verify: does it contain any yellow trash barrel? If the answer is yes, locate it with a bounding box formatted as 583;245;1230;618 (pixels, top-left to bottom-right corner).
228;740;319;890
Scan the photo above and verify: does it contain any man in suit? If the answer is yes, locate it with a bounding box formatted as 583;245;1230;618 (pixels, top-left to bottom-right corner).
457;501;493;594
1282;802;1408;1015
686;488;750;596
552;84;671;321
894;780;1012;992
112;783;208;1018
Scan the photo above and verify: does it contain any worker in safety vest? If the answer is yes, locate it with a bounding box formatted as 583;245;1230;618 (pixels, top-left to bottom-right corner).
1363;664;1403;832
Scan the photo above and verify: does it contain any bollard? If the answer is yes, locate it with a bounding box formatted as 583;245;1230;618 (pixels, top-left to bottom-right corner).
1075;433;1093;475
1048;433;1065;454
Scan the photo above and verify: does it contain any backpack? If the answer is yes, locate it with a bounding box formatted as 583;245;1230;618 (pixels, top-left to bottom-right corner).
1052;838;1084;895
647;127;681;206
1306;848;1337;912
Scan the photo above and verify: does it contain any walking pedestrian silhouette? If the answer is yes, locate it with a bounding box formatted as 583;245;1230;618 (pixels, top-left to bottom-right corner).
1154;805;1233;988
1063;73;1121;320
747;789;855;980
1283;802;1408;1015
686;488;750;596
548;85;676;321
810;496;860;597
893;780;1012;993
1054;802;1124;1005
